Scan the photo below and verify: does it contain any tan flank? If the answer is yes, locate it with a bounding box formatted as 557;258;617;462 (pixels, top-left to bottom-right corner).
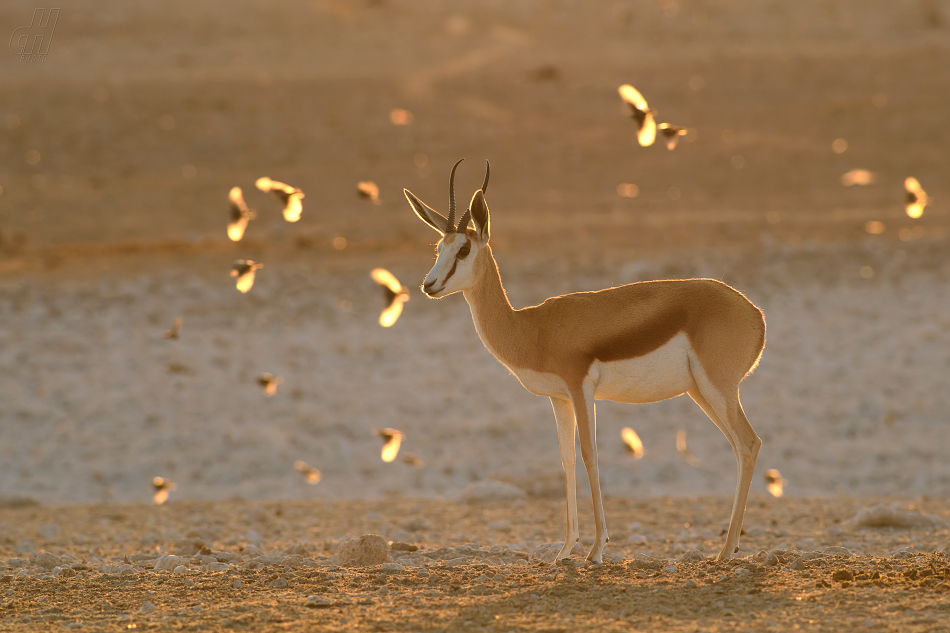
404;160;766;564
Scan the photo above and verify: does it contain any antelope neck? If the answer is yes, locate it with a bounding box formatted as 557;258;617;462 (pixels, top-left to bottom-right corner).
462;246;526;369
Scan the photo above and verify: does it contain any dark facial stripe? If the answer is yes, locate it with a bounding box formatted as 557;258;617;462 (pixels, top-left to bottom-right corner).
442;258;459;286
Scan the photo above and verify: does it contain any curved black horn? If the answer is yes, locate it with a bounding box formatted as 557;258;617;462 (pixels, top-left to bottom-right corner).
455;160;489;233
446;158;464;231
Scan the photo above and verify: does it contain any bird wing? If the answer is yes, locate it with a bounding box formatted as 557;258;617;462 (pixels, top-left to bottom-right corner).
283;193;303;222
619;84;649;112
637;111;656;147
379;297;404;327
371;268;403;294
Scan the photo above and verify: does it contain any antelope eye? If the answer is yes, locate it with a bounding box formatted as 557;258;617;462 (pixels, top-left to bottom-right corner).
457;243;471;259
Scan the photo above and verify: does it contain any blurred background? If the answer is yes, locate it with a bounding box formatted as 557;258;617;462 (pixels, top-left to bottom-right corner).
0;0;948;504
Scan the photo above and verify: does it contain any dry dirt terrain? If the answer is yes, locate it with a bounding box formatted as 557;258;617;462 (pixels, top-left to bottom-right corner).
1;0;950;631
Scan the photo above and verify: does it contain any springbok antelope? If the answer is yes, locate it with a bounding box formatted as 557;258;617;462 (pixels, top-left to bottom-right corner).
404;161;766;563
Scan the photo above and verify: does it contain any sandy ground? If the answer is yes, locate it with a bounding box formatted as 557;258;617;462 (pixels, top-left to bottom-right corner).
2;0;950;630
1;497;950;632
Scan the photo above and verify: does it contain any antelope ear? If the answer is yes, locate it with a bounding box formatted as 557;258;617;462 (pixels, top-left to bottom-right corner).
469;190;490;245
404;189;448;235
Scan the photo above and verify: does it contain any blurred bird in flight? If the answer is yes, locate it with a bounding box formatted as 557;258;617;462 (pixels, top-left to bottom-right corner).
904;177;928;219
152;477;176;505
371;268;410;327
294;460;322;484
227;187;256;241
619;84;656;147
657;123;687;150
357;181;381;204
231;260;263;293
257;372;283;396
764;468;786;497
373;428;405;462
256;177;305;222
621;427;645;459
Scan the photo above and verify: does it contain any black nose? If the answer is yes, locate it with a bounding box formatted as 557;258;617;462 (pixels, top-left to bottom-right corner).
423;280;435;290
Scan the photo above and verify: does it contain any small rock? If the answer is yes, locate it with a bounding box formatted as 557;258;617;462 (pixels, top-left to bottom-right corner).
153;555;182;571
232;577;242;588
684;579;700;588
415;568;430;577
305;596;333;608
390;542;418;552
34;552;62;570
846;503;948;530
734;567;751;577
824;546;853;557
184;579;195;587
832;569;854;582
663;565;678;573
268;577;288;588
172;566;192;574
380;563;404;572
886;546;917;558
206;562;230;571
764;554;779;566
339;535;389;567
52;566;76;578
401;516;430;532
241;544;262;557
376;585;389;596
679;550;705;563
789;558;806;571
456;480;527;503
139;601;155;614
6;558;27;569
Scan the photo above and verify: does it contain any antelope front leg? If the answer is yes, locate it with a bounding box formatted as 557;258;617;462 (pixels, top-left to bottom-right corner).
550;397;579;561
572;382;608;563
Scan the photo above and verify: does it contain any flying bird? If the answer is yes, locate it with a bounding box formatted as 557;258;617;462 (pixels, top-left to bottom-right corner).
227;187;256;241
618;84;656;147
163;317;183;340
840;169;877;187
370;268;410;327
401;453;424;468
152;477;176;505
255;177;305;222
294;460;322;485
231;260;263;293
764;468;786;498
657;123;687;150
621;427;644;459
373;428;405;463
357;181;380;204
676;430;701;467
257;372;283;396
904;177;928;219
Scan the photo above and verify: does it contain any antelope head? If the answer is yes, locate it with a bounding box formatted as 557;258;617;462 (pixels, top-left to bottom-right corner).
404;159;491;298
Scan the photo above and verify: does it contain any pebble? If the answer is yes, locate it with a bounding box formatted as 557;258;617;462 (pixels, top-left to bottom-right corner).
34;552;62;570
154;555;182;571
789;558;807;571
172;566;193;574
232;578;242;589
305;596;332;608
380;563;405;572
832;569;854;582
184;579;195;587
139;601;155;614
663;565;678;574
52;566;76;578
376;585;389;596
684;579;700;588
339;535;389;567
206;562;230;571
735;568;751;577
679;550;705;563
268;577;288;588
241;544;262;557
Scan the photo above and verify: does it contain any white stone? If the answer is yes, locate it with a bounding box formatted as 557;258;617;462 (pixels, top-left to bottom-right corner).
153;555;182;571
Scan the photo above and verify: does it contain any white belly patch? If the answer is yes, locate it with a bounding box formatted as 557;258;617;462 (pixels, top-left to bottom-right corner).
592;332;694;404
